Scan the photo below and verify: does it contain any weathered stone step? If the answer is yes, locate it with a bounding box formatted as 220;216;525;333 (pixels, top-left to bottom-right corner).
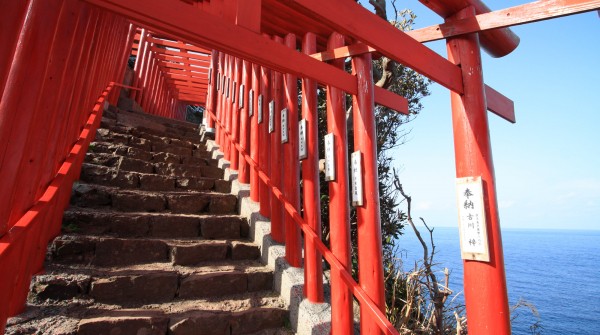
9;294;288;335
29;262;274;305
63;208;249;239
85;152;222;178
70;183;237;215
95;126;203;156
80;163;230;193
50;235;260;266
88;141;214;163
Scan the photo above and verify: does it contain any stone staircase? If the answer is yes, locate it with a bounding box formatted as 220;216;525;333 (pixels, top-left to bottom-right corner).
5;107;290;335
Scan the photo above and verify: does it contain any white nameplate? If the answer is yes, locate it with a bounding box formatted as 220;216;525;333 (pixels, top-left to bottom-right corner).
324;133;335;181
239;84;245;109
248;89;254;117
351;151;363;206
217;73;220;91
456;176;490;262
268;100;275;133
281;108;288;143
208;68;212;84
257;94;263;124
226;78;230;98
299;119;307;160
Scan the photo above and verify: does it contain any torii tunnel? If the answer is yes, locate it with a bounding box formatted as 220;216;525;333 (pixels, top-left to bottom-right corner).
1;0;598;334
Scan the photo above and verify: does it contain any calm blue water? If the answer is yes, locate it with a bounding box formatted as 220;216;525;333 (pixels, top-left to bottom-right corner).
396;227;600;334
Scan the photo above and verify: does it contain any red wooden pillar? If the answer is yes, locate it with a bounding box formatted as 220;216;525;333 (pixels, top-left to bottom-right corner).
237;60;251;184
230;57;241;171
0;0;63;232
283;33;302;267
250;63;260;202
206;50;218;133
446;7;511;334
352;52;385;335
301;32;324;303
224;54;233;161
326;32;353;334
270;36;284;243
216;52;226;147
258;64;271;218
131;28;145;99
0;0;31;97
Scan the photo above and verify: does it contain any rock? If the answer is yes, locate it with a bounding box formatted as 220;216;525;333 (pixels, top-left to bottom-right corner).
200;217;241;239
208;195;237;214
90;272;178;303
169;312;229;335
112;191;166;212
171;242;228;266
93;238;168;266
78;316;168;335
231;241;260;260
178;272;247;299
139;174;175;191
230;308;286;334
149;215;199;238
165;194;210;214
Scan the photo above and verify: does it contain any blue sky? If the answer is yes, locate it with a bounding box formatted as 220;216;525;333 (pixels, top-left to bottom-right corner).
383;1;600;230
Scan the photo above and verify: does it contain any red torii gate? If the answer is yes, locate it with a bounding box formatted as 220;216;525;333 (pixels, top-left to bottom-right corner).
0;0;598;334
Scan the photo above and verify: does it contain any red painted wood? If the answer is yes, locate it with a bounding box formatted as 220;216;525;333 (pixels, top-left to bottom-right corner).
250;63;260;202
290;0;464;94
270;36;285;243
485;84;515;123
0;0;31;98
352;52;386;335
325;32;354;335
230;57;242;171
301;33;324;303
419;0;520;58
0;0;63;232
446;7;511;334
283;33;302;268
258;63;271;218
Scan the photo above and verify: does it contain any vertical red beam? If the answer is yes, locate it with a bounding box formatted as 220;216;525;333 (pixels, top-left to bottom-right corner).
0;0;63;232
224;54;233;161
301;32;324;303
258;64;271;218
352;52;385;335
250;63;260;202
237;59;251;184
131;28;146;99
216;52;226;146
206;50;218;133
283;33;302;267
446;7;511;334
136;33;150;104
270;36;284;243
0;0;31;97
326;32;353;334
230;57;241;171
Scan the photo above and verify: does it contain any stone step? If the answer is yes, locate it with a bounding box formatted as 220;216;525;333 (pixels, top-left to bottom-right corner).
49;235;260;266
80;163;230;193
84;152;222;178
62;208;249;239
8;294;288;335
70;183;237;215
97;120;202;150
88;141;214;163
28;262;274;305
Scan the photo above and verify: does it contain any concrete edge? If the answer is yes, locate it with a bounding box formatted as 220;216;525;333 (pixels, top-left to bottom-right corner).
203;138;333;335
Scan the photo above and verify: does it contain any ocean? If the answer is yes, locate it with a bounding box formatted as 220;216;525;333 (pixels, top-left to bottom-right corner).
396;227;600;334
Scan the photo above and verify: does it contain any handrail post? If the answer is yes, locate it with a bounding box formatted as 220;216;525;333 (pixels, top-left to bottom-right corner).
446;6;511;334
283;33;302;267
250;63;260;202
270;36;284;243
327;32;353;334
352;52;385;335
238;60;251;183
229;57;241;171
301;32;324;303
258;64;271;218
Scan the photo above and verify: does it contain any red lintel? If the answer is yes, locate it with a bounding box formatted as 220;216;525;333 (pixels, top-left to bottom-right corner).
410;0;600;43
